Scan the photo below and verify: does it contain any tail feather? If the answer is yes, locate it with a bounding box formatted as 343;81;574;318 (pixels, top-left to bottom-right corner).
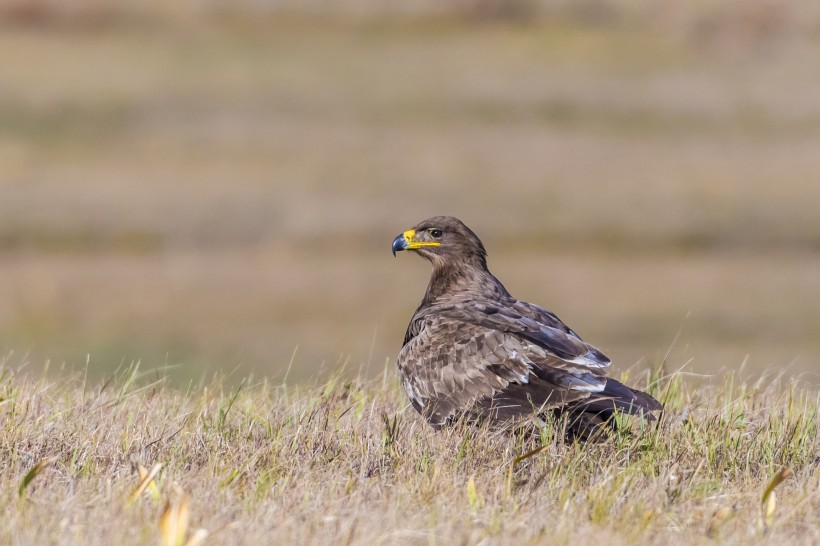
559;378;662;441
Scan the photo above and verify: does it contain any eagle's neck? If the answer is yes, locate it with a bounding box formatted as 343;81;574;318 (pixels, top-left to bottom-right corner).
422;259;510;306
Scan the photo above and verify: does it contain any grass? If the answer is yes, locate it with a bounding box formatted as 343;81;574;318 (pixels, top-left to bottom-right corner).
3;360;817;545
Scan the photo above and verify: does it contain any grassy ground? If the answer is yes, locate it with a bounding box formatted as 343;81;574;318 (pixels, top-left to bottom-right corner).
3;362;817;545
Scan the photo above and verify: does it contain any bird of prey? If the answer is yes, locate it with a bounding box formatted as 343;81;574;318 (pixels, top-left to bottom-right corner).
391;216;662;438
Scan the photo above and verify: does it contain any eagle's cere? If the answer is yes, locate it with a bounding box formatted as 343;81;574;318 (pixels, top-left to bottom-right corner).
392;216;662;439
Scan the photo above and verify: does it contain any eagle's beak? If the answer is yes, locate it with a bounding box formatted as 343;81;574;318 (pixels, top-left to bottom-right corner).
392;229;441;256
392;232;409;256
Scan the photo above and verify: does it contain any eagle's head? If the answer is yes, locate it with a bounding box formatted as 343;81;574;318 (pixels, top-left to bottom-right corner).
392;216;488;269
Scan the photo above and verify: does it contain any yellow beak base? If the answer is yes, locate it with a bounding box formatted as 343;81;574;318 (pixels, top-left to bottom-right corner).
392;229;441;256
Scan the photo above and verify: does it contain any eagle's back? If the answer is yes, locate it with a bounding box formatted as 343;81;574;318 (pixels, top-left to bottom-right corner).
398;295;620;428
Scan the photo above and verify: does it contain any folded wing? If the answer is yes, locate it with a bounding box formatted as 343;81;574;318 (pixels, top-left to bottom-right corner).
398;299;619;427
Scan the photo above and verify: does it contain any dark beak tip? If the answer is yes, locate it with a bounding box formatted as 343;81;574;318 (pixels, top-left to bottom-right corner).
391;233;407;257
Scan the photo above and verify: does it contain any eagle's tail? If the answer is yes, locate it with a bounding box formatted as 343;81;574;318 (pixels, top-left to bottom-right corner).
557;378;663;441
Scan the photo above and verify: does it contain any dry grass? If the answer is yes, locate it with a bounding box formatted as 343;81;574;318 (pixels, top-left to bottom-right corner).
3;360;817;545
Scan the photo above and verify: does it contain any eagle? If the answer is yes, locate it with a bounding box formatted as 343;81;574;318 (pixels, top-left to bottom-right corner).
391;216;662;438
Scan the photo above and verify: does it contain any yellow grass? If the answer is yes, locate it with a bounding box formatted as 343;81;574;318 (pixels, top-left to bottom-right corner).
3;362;818;544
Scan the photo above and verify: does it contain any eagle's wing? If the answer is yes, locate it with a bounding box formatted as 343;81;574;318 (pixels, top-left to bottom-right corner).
398;300;613;427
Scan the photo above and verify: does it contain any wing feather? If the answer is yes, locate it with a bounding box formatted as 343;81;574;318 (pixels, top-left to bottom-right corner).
398;309;605;427
416;299;612;370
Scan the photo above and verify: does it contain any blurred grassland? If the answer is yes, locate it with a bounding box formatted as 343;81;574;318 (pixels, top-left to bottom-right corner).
0;1;819;383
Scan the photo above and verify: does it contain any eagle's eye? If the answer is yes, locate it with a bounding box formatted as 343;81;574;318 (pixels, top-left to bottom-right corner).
430;229;443;239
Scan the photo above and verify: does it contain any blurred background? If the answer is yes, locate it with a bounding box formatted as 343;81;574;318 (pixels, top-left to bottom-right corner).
1;1;819;384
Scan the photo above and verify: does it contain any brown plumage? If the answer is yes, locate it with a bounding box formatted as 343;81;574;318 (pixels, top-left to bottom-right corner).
391;216;662;439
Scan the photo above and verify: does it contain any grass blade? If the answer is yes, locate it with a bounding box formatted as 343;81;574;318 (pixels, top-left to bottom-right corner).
760;467;792;531
18;458;55;498
128;463;163;505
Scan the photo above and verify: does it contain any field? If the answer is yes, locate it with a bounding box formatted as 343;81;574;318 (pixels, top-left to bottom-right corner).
3;364;818;545
1;3;819;544
2;4;820;383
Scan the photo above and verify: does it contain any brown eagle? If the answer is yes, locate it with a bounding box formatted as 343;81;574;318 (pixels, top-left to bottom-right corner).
391;216;661;438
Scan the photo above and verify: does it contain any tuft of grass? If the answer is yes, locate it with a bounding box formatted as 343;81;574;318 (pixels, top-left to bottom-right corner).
1;363;817;545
